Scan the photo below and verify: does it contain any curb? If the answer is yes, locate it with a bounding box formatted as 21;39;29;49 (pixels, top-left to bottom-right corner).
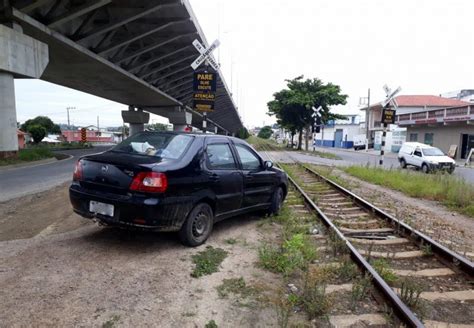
0;154;73;172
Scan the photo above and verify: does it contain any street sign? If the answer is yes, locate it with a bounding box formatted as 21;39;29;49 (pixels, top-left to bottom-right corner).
80;128;87;142
193;99;215;112
191;39;220;71
193;72;217;92
381;108;396;124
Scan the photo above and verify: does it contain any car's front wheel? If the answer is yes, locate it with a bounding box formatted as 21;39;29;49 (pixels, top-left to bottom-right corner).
179;203;214;247
422;163;430;174
400;158;407;169
268;186;284;216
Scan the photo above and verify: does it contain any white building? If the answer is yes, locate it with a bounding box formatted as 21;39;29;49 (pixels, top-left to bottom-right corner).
314;114;364;148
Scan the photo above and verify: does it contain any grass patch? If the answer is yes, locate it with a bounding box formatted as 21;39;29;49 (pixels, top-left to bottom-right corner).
344;165;474;218
259;233;317;276
0;147;55;166
246;136;282;151
216;277;258;299
371;259;398;284
191;246;228;278
102;315;120;328
294;149;342;160
205;320;218;328
224;238;238;245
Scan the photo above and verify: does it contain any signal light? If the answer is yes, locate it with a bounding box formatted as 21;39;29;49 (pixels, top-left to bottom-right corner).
130;172;168;193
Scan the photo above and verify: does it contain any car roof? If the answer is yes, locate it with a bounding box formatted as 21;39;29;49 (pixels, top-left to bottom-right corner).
402;142;433;148
139;130;241;142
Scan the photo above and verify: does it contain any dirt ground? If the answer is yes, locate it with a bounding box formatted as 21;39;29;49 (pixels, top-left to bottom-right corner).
0;183;280;327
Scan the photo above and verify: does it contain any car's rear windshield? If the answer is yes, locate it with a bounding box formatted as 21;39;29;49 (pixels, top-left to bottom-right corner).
112;132;194;159
423;147;444;156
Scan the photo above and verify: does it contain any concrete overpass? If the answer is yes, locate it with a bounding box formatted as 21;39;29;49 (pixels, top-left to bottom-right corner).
0;0;242;157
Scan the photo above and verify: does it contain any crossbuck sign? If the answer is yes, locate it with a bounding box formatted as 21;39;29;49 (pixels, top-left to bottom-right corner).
191;39;220;71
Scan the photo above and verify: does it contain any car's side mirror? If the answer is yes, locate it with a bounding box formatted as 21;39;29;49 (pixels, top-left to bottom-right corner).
264;161;273;169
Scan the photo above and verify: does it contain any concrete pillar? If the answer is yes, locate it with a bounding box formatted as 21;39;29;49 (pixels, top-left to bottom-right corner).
122;106;149;136
0;72;18;158
0;24;49;158
168;110;192;132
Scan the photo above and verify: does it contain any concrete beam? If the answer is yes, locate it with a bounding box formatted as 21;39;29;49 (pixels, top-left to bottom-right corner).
20;0;54;14
115;32;197;65
128;45;191;73
140;54;195;79
47;0;112;29
0;24;49;78
97;19;188;55
149;65;190;84
74;2;181;42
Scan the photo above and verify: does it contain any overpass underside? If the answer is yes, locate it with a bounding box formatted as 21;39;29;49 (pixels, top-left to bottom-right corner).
0;0;242;156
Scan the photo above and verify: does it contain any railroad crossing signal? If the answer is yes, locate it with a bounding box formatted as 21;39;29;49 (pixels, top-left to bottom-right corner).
191;39;220;71
80;128;87;142
312;106;322;133
381;85;401;108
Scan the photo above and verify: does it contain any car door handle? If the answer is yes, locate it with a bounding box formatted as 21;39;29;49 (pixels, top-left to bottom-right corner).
208;173;220;182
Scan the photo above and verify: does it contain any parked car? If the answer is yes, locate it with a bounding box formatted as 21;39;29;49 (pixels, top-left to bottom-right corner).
397;142;455;173
353;134;374;150
69;132;288;246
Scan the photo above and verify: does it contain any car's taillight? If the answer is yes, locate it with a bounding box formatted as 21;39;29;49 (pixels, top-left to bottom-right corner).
130;172;168;193
73;160;83;181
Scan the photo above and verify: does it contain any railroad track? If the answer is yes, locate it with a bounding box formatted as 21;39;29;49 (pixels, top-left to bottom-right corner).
259;145;474;327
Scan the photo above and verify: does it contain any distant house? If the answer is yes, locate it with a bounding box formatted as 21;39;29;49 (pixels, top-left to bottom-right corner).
61;126;115;143
17;130;27;149
314;114;364;149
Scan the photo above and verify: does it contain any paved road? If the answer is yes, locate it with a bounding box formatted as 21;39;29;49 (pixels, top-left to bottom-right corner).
0;146;112;202
262;147;474;184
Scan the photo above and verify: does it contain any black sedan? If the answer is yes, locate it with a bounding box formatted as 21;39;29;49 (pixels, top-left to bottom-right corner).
70;132;288;246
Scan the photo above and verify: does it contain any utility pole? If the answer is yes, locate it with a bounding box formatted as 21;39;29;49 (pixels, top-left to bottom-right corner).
366;88;370;151
66;106;76;128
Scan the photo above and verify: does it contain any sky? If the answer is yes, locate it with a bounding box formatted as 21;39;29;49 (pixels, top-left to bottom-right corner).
14;0;474;128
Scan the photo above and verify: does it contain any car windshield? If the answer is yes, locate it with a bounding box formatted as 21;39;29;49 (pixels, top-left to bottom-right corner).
423;147;444;156
112;132;194;159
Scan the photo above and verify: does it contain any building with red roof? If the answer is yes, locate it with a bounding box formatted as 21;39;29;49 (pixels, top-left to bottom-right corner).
361;95;474;160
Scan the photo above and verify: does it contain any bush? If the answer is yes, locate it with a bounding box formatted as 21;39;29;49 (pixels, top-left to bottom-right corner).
257;126;273;139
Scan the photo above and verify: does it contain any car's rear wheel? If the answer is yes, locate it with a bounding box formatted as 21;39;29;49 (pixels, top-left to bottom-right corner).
422;163;430;174
268;186;284;216
179;203;213;247
400;158;407;169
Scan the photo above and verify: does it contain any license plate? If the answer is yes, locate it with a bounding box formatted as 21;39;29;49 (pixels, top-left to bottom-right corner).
89;201;114;217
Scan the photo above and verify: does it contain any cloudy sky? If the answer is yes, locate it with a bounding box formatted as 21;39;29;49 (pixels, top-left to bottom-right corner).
14;0;474;128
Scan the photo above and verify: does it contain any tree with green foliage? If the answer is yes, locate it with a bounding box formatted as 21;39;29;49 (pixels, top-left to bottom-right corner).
258;126;273;139
267;76;347;150
29;125;47;143
146;123;169;131
21;116;61;135
237;127;250;139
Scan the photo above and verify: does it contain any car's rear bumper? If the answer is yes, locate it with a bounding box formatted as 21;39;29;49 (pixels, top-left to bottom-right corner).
69;183;194;231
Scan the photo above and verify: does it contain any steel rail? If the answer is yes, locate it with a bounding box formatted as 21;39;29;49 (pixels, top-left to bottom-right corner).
260;147;425;327
301;164;474;276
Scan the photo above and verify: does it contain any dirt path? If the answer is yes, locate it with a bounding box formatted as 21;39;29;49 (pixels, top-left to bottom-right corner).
0;186;279;327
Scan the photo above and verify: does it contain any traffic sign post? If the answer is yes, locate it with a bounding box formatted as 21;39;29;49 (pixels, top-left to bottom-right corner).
80;128;87;143
379;85;401;166
311;106;322;151
190;39;221;133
